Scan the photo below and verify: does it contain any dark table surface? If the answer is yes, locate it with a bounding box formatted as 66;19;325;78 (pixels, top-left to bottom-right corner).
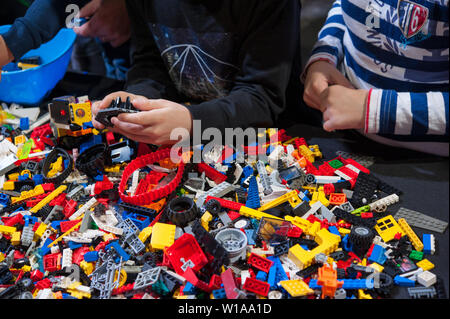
47;71;450;299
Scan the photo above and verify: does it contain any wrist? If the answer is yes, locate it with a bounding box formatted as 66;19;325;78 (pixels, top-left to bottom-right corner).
0;35;14;67
358;89;370;130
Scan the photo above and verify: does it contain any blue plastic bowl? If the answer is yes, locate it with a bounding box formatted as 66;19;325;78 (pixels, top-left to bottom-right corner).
0;25;77;106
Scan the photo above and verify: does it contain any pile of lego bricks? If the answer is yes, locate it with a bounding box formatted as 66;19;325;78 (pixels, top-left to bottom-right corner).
0;97;448;300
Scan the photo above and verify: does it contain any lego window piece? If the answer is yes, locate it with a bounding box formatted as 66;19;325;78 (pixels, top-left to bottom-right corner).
374;216;404;243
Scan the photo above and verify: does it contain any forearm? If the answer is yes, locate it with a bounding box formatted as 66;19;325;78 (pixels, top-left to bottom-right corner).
1;0;89;60
0;36;14;66
366;89;449;137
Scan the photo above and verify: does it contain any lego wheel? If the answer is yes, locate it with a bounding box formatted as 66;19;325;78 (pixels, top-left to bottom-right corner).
348;225;375;257
75;143;109;177
42;147;73;184
204;198;222;216
167;196;199;227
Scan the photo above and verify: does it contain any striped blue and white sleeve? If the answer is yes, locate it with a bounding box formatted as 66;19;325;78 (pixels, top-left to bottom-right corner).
366;89;449;138
302;0;346;80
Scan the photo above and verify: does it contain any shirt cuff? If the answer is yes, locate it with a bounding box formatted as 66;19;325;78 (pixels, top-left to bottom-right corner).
300;53;338;83
365;88;382;134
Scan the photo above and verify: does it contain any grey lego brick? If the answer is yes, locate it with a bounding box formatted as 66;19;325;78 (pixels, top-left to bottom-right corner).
407;286;437;299
134;267;162;290
394;207;448;234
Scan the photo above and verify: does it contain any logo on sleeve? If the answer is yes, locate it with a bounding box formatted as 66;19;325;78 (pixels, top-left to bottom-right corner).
397;0;429;38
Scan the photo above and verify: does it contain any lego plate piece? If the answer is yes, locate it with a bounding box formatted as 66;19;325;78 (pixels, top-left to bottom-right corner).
394;207;448;233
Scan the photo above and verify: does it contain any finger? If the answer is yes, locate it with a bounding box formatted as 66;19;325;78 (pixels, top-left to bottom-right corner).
79;0;100;18
323;120;337;132
73;14;103;38
117;110;160;127
131;97;169;111
111;117;149;135
99;91;133;110
303;93;321;110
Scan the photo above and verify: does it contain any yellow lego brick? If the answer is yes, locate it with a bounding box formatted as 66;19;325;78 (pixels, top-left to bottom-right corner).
258;190;302;212
416;259;435;271
374;215;404;243
11;231;21;245
338;227;351;236
8;172;19;181
310;186;329;207
11;184;45;204
103;233;116;242
80;261;95;275
0;225;16;235
298;145;315;163
34;223;48;241
358;289;372;299
288;228;340;270
70;102;92;127
306;221;321;237
14;135;26;145
138;226;153;243
2;181;15;191
150;223;176;250
397;218;423;252
0;252;4;263
310;145;322;159
239;206;282;220
284;215;312;232
47;156;63;178
367;263;384;273
30;185;67;213
201;211;213;231
48;216;83;247
280;280;314;297
17;62;39;70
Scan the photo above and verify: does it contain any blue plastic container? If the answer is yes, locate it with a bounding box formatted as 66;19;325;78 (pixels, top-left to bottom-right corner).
0;25;76;105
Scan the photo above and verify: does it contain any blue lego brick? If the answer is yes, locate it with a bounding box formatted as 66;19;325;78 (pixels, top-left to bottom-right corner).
68;241;83;250
23;215;38;227
64;159;70;170
300;245;309;251
308;279;321;289
298;191;310;202
368;244;387;265
328;226;340;236
267;256;289;289
32;174;44;185
121;211;151;231
0;193;10;207
341;234;353;252
342;279;373;289
245;229;256;245
62;293;78;299
83;251;99;262
106;240;130;262
82;121;94;129
245;176;260;209
50;220;62;232
394;275;415;287
19;117;29;130
256;271;268;282
212;288;226;299
18;174;30;181
182;282;197;295
422;234;433;255
39;238;53;256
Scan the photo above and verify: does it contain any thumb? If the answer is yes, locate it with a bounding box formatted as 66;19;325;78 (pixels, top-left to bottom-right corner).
323;120;336;132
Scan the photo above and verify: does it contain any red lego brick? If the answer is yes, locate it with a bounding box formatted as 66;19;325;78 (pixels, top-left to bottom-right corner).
361;212;374;219
197;163;227;184
242;277;270;297
205;196;244;212
59;219;81;233
247;253;274;273
227;211;241;220
329;193;347;206
63;200;77;219
208;274;222;291
183;267;212;293
72;246;91;265
165;233;208;275
221;268;239;299
43;253;61;272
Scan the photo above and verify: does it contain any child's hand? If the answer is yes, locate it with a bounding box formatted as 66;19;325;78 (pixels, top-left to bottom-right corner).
91;91;140;130
0;35;14;81
73;0;131;48
113;97;193;146
303;60;355;110
319;85;369;132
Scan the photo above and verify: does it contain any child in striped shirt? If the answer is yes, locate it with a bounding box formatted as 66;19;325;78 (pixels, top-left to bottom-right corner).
302;0;448;156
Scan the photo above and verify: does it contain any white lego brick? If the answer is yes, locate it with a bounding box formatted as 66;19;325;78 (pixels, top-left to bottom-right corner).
61;248;73;269
36;288;55;299
240;270;251;285
69;197;98;220
417;271;437;287
369;194;399;212
314;176;342;184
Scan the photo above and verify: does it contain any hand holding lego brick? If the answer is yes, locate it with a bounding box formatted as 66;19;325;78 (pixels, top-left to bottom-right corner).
73;0;131;48
303;60;355;110
92;91;140;129
113;96;193;146
319;85;369;132
0;35;14;81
